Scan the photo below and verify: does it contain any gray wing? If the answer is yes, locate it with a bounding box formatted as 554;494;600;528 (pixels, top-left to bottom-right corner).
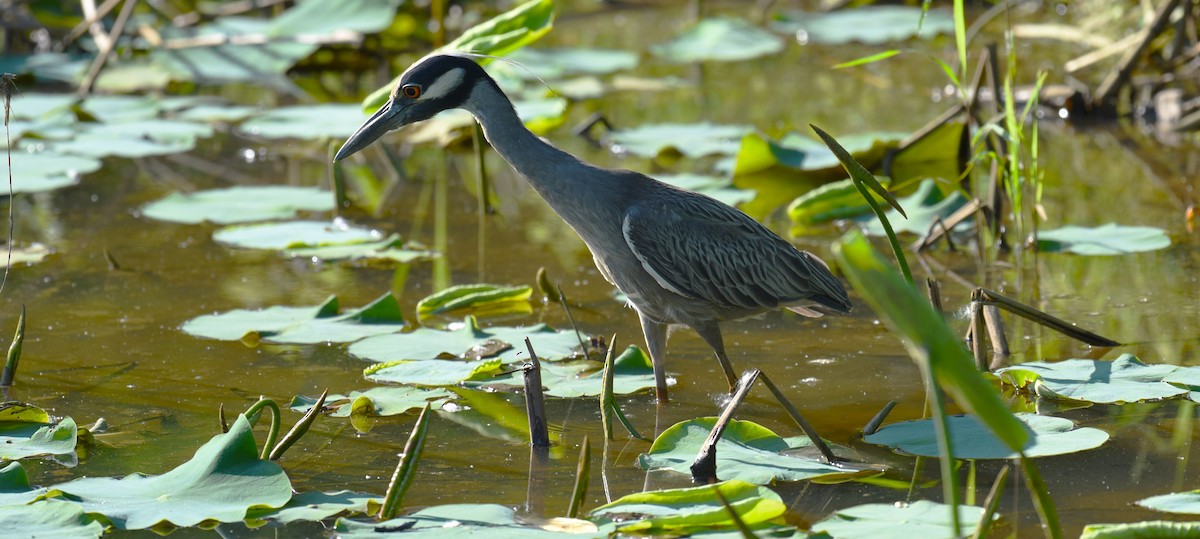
622;194;850;313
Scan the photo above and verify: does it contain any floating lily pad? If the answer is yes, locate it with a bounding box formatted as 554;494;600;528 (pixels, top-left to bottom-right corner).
285;234;437;264
11;151;101;194
1137;490;1200;514
48;414;292;530
787;177;891;225
0;244;52;268
0;500;104;539
1080;521;1200;539
240;104;375;140
476;345;657;397
9;93;77;121
183;293;404;344
997;355;1188;404
861;178;967;236
771;6;956;45
607;123;753;159
176;104;259;123
1036;224;1171;255
366;359;504;387
248;490;377;524
78;95;161;122
653;174;756;207
811;500;984;538
734;131;907;176
213;219;382;251
348;316;581;363
337;503;593;538
638;418;871;484
0;415;77;461
652;17;784;63
406;99;567;145
865;413;1108;459
49;120;213;158
143;186;334;224
416;283;532;317
590;480;785;534
0;462;45;506
291;387;453;418
505;47;638;79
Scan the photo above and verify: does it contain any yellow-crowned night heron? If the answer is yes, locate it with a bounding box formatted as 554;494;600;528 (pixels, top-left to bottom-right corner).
335;54;851;402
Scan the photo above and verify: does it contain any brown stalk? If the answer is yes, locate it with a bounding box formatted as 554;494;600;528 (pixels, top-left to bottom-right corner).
523;338;551;448
977;288;1121;347
690;369;759;483
78;0;139;97
1093;0;1185;109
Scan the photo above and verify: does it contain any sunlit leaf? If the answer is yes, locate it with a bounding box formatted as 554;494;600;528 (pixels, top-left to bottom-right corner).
811;500;984;538
247;490;377;524
638;418;873;484
590;480;785;533
266;0;403;37
771;6;955;45
652;17;783;63
1080;521;1200;539
366;358;504;387
290;388;453;418
865;413;1108;459
10;151;100;194
787;177;889;226
1036;224;1171;256
285;234;437;264
732;131;905;176
142;186;334;224
998;355;1189;404
416;284;533;317
0;500;104;538
0;416;77;461
348;316;580;363
607;123;753;159
860;178;967;236
213;219;382;250
0;462;45;506
1137;490;1200;515
182;293;406;344
48;415;292;530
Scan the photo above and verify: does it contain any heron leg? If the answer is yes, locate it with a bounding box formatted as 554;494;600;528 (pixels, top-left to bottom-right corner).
638;313;670;403
694;322;738;392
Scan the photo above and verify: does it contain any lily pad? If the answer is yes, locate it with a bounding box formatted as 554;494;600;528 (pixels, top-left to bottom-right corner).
336;503;593;538
787;177;891;226
638;418;870;484
590;480;785;534
811;500;984;538
653;174;756;207
348;316;581;363
416;283;533;317
285;234;437;264
0;462;45;506
505;47;638;79
607;123;754;159
861;178;968;236
1137;490;1200;514
143;186;334;224
476;345;657;397
10;151;101;194
652;17;784;63
1080;521;1200;539
240;104;375;140
997;355;1189;404
366;359;504;387
181;293;405;344
864;413;1108;459
0;416;78;461
1036;223;1171;255
0;500;104;539
48;414;292;530
771;6;956;45
0;244;52;268
213;219;383;251
406;99;567;145
291;387;453;417
248;490;377;524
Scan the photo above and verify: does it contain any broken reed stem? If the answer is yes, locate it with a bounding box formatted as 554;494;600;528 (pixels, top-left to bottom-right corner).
0;305;25;387
914;198;983;251
759;373;838;464
976;287;1120;346
1093;0;1185;109
691;369;760;483
523;338;551;448
864;400;897;435
970;296;988;371
269;389;328;461
926;278;943;318
982;305;1010;357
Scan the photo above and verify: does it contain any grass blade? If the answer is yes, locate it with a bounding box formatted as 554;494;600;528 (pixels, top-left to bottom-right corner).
834;50;902;69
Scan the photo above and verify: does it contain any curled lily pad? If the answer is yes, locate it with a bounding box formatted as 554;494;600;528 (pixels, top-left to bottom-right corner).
0;412;77;461
0;462;46;506
997;355;1189;404
864;413;1108;459
0;500;104;539
638;418;872;484
348;316;581;363
416;283;533;317
48;414;292;530
1036;223;1171;255
607;123;753;159
812;500;985;538
1080;521;1200;539
590;480;785;534
290;388;452;418
652;17;783;63
182;293;405;344
143;186;334;224
771;6;955;45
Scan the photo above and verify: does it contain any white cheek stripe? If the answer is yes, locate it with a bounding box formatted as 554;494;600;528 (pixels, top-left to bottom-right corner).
422;68;465;100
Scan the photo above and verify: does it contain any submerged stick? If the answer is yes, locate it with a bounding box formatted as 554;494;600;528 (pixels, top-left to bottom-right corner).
523;338;551;448
976;288;1120;346
0;305;25;387
691;369;760;483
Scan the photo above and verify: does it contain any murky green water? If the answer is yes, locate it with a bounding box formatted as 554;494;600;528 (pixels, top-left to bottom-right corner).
3;2;1199;537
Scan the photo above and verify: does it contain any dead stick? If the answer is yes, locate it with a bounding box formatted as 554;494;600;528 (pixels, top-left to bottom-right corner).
970;293;988;370
523;338;551;448
982;305;1010;357
1093;0;1185;108
690;370;760;483
864;400;897;435
759;373;838;464
977;288;1121;346
78;0;139;97
914;199;982;251
926;278;943;318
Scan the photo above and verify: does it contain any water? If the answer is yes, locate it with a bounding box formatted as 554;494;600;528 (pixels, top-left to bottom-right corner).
3;2;1199;537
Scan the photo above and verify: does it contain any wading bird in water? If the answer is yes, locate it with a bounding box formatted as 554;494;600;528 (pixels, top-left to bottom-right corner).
334;54;851;402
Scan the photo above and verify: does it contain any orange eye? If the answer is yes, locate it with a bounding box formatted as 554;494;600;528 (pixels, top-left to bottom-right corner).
401;84;421;99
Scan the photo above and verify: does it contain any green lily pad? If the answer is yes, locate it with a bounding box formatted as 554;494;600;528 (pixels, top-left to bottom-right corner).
182;293;405;344
78;95;161;122
266;0;403;37
48;120;213;158
505;47;638;79
240;104;375;140
406;99;567;145
248;490;376;524
638;418;870;484
735;131;907;176
48;414;291;530
291;387;453;417
348;316;581;363
213;219;382;250
0;500;104;539
366;359;504;387
9;93;76;121
143;186;334;224
11;151;101;194
1036;224;1171;255
607;123;753;159
861;178;967;236
285;234;437;264
336;503;592;538
0;462;45;506
590;480;785;534
416;283;532;317
175;104;259;123
997;355;1188;404
475;345;657;397
811;500;984;538
771;6;955;45
0;416;78;461
1137;490;1200;515
1080;521;1200;539
653;174;756;207
864;413;1108;459
652;17;783;63
787;177;891;225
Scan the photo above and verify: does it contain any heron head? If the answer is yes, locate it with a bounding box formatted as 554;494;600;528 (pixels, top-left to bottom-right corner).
334;54;483;161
